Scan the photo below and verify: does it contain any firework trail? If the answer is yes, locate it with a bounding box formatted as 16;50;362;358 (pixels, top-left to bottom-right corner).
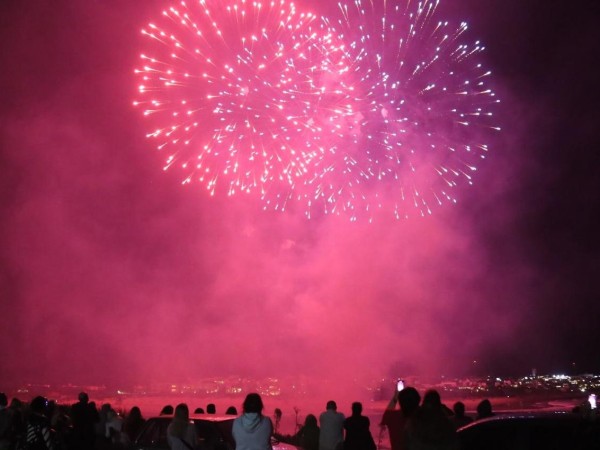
134;0;500;220
134;0;354;211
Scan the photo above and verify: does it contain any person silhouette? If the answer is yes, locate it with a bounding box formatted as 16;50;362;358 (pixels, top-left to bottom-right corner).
319;400;345;450
24;396;54;450
273;408;282;434
449;402;472;429
274;414;320;450
343;402;376;450
0;393;12;450
232;393;272;450
475;399;494;420
71;392;98;450
380;386;421;450
167;404;196;450
407;390;457;450
123;406;145;444
160;405;174;415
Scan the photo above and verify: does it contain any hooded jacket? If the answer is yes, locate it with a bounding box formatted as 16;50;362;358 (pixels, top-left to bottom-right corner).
232;413;273;450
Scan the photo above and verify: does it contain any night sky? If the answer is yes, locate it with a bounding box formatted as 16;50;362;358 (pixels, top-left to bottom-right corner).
1;0;599;389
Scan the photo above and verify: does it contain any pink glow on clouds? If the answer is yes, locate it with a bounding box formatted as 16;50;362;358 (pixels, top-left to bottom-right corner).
0;102;525;387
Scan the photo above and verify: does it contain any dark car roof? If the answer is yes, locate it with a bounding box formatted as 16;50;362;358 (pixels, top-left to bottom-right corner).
458;411;583;430
457;411;599;450
150;414;235;422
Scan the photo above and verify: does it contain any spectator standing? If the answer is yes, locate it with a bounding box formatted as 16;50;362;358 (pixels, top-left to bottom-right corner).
96;403;112;448
0;393;12;450
122;406;145;444
232;393;273;450
449;402;472;430
105;408;124;448
8;399;25;450
380;387;421;450
273;408;282;435
318;401;344;450
343;402;376;450
407;390;457;450
167;404;196;450
24;396;54;450
70;392;98;450
475;399;494;420
50;403;71;450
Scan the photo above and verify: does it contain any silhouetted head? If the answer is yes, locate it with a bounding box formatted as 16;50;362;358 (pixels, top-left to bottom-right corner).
304;414;318;428
351;402;362;416
243;393;264;414
398;387;421;416
226;406;238;415
30;396;48;415
169;403;190;439
78;392;89;404
174;403;189;422
207;403;216;414
326;400;337;411
128;406;143;421
107;408;118;421
453;401;466;418
194;407;205;414
160;405;174;415
422;390;442;409
274;408;282;420
476;399;493;419
0;393;7;407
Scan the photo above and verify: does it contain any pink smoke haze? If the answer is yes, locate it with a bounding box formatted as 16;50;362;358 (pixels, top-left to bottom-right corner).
0;0;599;400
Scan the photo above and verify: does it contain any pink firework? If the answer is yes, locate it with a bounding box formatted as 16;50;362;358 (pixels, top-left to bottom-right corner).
304;0;501;220
134;0;354;211
134;0;500;221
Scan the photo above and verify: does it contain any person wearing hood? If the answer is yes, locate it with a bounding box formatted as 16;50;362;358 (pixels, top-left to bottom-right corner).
232;393;273;450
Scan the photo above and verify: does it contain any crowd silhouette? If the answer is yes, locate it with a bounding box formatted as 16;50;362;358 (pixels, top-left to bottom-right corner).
0;385;597;450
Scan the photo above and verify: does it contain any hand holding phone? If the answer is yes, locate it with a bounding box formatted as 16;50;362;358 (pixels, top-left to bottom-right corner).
397;379;404;391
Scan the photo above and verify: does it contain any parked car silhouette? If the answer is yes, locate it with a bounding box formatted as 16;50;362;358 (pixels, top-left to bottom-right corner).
457;411;600;450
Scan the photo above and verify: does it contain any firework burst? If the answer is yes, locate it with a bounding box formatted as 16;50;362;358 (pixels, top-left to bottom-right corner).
134;0;500;220
300;0;502;220
134;0;354;210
